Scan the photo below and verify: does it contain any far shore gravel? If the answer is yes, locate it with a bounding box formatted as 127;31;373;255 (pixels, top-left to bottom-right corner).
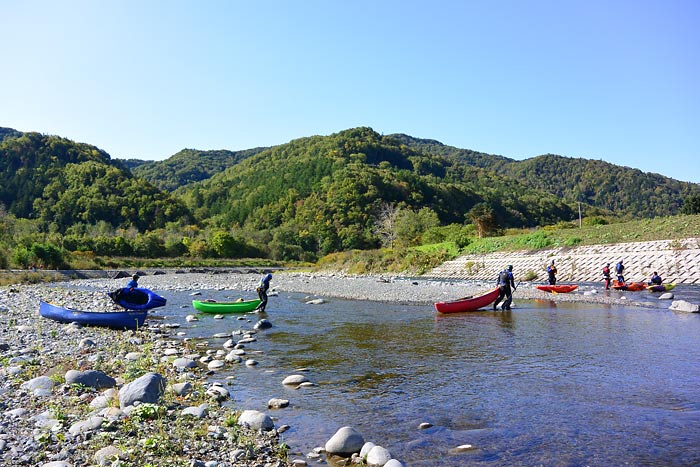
0;270;669;466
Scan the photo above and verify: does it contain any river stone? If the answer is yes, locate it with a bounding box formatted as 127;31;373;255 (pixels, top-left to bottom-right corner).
254;319;272;330
125;352;142;361
448;444;475;454
65;369;116;389
360;442;376;458
384;460;403;467
282;374;309;386
206;385;229;401
669;300;700;312
173;357;197;369
208;360;225;370
21;375;54;396
418;422;433;429
238;410;274;431
306;298;325;305
225;352;242;363
78;338;96;348
171;382;192;396
94;445;124;464
268;398;289;409
186;314;199;322
325;426;365;456
366;445;392;466
658;292;674;300
41;462;73;467
119;372;166;409
5;408;28;418
68;415;104;435
181;403;209;418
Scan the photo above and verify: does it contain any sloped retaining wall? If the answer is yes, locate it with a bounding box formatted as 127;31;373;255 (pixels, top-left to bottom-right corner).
428;238;700;284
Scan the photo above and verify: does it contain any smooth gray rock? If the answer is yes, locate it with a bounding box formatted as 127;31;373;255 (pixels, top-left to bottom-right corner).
119;372;166;408
93;445;124;464
658;292;674;300
65;369;116;389
20;375;54;396
68;415;104;435
238;410;274;431
254;319;272;330
282;374;309;386
360;442;376;458
325;426;364;456
669;300;699;312
171;382;192;396
172;357;197;369
181;403;209;418
366;445;392;466
384;460;404;467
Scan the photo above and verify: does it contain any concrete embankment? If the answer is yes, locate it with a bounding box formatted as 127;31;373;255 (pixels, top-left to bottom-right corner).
429;237;700;285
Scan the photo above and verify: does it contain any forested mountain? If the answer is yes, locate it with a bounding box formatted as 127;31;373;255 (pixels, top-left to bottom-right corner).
177;127;577;255
1;124;698;266
394;134;700;218
0;130;190;232
0;127;23;142
123;147;267;191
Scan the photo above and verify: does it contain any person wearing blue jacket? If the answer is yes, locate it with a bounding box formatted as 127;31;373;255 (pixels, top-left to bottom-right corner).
255;273;273;312
127;274;139;290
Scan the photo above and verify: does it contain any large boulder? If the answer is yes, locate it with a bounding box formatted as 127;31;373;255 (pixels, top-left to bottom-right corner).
669;300;700;313
325;426;365;456
119;373;166;409
65;370;116;389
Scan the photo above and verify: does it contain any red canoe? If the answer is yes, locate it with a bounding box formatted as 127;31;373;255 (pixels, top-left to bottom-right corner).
536;284;578;293
612;281;646;291
434;287;501;313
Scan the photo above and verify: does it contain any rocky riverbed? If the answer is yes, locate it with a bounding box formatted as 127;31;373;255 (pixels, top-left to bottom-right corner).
0;271;686;467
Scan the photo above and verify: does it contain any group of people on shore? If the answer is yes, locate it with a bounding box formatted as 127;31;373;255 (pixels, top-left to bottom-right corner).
490;258;667;309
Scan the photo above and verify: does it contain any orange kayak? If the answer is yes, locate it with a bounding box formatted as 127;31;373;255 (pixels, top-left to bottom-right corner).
612;281;646;291
536;285;578;293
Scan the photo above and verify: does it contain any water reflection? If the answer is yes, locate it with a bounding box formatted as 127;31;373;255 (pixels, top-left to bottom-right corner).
145;287;700;466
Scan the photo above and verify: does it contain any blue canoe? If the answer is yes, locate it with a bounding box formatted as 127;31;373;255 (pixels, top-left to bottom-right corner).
39;300;147;330
107;287;167;311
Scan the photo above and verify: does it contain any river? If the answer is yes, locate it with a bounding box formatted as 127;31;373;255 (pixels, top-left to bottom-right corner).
154;284;700;466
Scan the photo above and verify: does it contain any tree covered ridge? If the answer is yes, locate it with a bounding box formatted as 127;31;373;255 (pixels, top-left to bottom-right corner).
175;127;577;255
127;147;268;191
0;130;190;231
395;135;700;218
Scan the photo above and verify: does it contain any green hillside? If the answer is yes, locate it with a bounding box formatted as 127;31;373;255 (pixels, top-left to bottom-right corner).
178;127;577;256
0;131;190;232
394;134;700;218
125;147;267;191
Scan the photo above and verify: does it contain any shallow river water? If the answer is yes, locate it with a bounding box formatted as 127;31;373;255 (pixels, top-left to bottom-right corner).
154;285;700;467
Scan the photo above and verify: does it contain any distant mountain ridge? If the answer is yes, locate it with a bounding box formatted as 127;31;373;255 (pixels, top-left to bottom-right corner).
393;134;699;218
1;125;698;240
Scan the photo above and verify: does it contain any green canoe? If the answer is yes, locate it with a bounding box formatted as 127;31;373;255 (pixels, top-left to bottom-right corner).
192;299;261;313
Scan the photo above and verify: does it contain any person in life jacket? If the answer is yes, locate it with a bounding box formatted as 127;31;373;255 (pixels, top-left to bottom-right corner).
602;263;611;289
493;265;515;311
255;273;273;312
615;260;625;284
127;274;139;290
546;260;557;285
649;271;662;286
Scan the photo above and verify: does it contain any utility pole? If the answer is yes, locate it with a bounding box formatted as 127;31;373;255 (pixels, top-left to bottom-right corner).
578;202;582;228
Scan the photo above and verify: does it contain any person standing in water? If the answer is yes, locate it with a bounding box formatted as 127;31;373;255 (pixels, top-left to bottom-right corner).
255;273;273;312
493;265;515;311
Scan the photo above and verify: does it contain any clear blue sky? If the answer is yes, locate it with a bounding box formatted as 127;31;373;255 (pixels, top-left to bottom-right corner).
2;1;698;182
